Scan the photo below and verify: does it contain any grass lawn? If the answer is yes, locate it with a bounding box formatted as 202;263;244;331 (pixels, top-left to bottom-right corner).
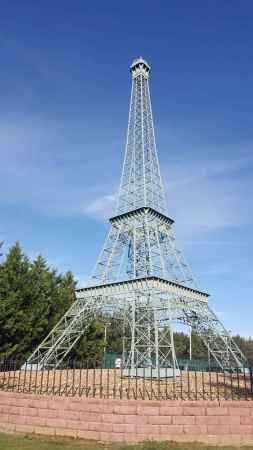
0;434;253;450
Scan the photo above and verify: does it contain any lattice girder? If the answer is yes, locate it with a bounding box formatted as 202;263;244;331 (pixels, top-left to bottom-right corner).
28;277;245;370
116;59;166;215
26;296;103;368
90;207;196;289
167;296;247;369
26;57;247;371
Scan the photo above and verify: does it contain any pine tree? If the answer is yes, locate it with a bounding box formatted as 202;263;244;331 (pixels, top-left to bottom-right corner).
0;243;30;356
0;243;76;359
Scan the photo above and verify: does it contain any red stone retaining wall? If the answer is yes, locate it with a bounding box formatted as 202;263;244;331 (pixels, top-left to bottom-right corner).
0;391;253;445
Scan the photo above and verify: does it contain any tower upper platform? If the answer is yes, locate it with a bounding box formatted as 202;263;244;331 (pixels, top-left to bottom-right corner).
130;57;150;78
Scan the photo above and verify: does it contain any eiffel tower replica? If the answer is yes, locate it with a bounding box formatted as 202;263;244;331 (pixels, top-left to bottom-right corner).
27;58;246;373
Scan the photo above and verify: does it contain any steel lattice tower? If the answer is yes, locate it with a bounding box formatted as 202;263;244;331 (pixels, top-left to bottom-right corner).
27;58;246;372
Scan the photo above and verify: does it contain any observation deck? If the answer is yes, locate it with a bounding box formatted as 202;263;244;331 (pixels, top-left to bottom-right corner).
130;57;150;78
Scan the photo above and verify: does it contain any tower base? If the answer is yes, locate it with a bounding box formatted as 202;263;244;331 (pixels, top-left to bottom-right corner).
122;367;180;378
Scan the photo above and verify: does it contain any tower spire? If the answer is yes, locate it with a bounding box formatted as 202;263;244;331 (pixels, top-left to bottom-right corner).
116;57;167;216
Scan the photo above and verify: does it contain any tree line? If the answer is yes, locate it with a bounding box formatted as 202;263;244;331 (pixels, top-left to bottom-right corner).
0;242;252;365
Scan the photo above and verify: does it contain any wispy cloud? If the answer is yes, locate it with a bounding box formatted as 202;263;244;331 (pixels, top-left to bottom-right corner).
184;240;248;246
163;153;253;231
78;150;253;229
82;193;116;219
1;117;253;237
166;154;253;189
0;118;115;217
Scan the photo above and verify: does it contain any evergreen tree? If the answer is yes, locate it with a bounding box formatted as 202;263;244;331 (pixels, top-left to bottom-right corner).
174;332;189;359
0;242;31;356
234;335;253;366
0;243;76;359
70;319;105;361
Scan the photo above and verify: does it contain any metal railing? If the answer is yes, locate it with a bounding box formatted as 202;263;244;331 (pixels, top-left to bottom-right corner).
0;359;252;401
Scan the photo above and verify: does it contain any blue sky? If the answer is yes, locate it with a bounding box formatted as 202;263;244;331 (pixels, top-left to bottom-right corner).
0;1;253;337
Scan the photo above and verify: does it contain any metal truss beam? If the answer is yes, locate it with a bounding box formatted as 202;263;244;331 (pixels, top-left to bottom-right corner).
27;57;247;371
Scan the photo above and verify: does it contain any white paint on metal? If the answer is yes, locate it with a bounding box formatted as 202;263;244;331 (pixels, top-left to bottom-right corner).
26;58;247;371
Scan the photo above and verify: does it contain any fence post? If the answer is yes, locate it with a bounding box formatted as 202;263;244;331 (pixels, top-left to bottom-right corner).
92;360;95;398
58;363;62;396
72;359;76;396
180;368;183;400
12;359;17;391
209;370;212;400
165;366;168;399
150;364;153;400
23;361;28;393
230;369;233;400
236;367;239;399
201;370;205;400
99;361;103;399
194;370;198;400
135;364;138;400
52;366;56;396
127;365;130;400
250;368;253;400
17;359;22;393
45;365;49;394
223;370;227;400
120;363;123;400
1;357;6;389
243;367;247;400
34;362;39;394
113;365;116;399
216;371;220;401
172;364;175;400
7;359;12;390
79;359;83;397
39;364;44;395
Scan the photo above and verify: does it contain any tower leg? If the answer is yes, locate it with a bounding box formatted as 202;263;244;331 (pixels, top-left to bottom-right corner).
124;292;179;378
170;326;177;377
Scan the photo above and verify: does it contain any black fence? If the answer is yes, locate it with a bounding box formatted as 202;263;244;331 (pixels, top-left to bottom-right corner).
0;359;252;401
